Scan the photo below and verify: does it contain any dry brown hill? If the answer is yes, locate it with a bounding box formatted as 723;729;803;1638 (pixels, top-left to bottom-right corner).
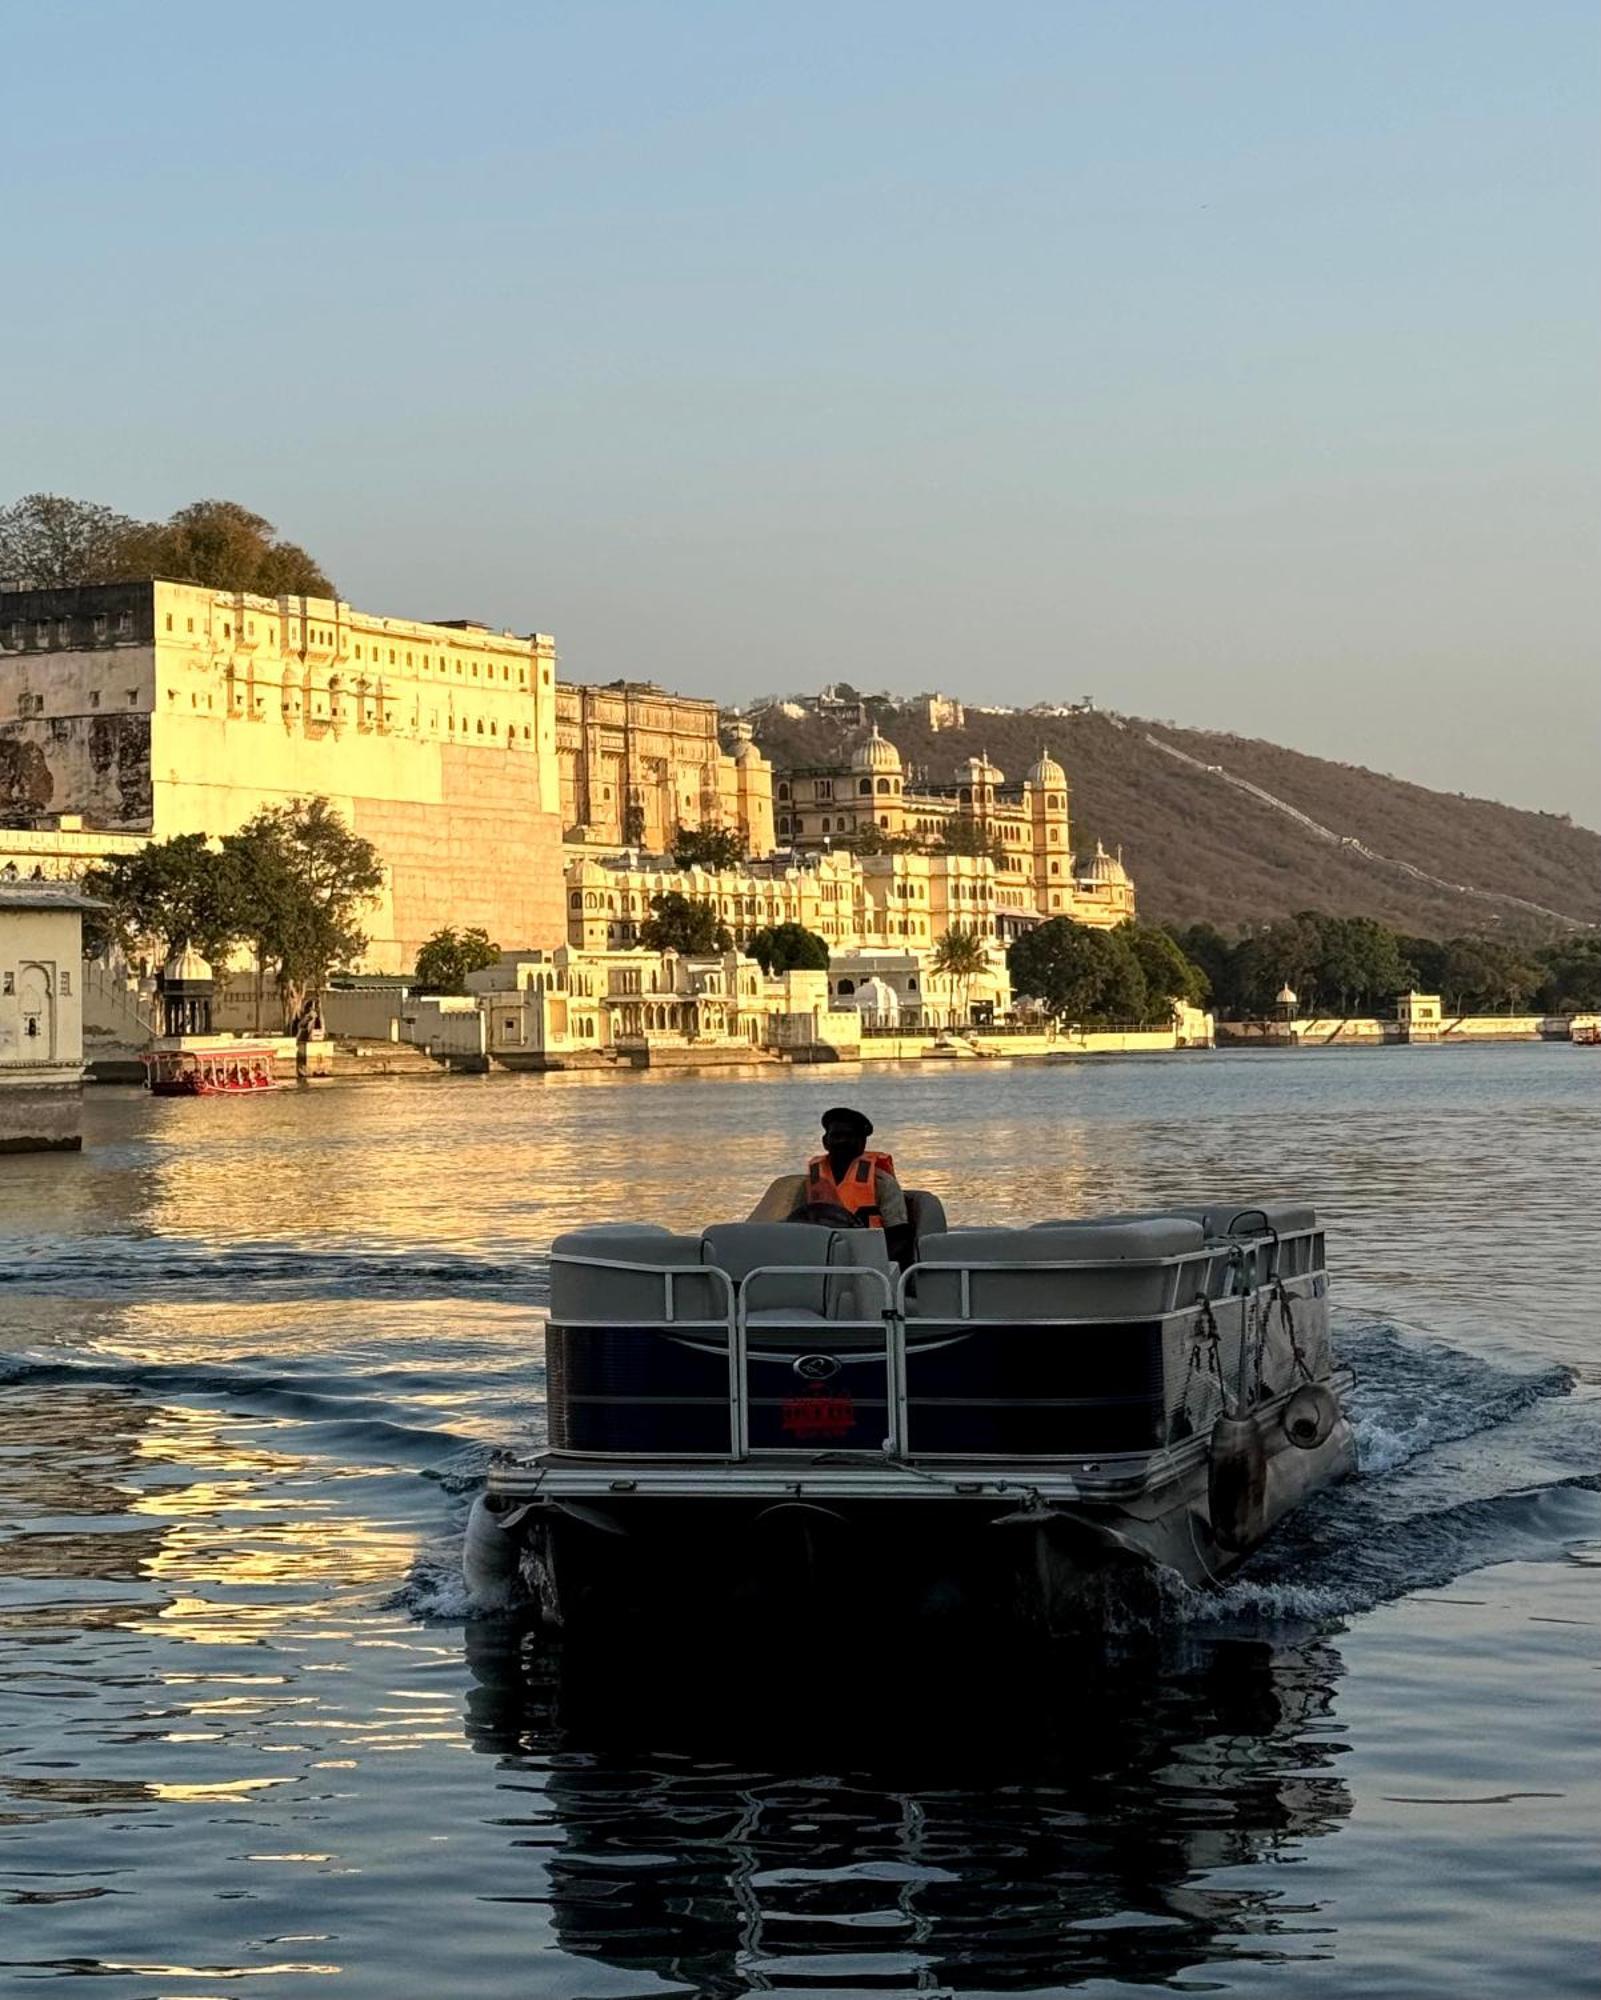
743;704;1599;937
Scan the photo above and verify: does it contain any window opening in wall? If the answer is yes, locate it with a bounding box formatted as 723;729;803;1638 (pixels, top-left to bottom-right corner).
60;971;71;996
165;615;173;631
1;973;11;995
127;690;137;704
89;690;100;708
186;618;194;633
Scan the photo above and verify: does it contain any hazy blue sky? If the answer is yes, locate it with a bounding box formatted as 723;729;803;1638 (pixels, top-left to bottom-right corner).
4;2;1596;823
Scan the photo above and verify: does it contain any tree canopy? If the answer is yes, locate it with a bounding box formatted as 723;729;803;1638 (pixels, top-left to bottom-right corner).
1161;909;1585;1016
1008;919;1148;1026
747;922;829;974
413;927;501;994
639;891;732;955
81;834;243;966
0;493;334;596
670;825;748;870
84;798;382;1032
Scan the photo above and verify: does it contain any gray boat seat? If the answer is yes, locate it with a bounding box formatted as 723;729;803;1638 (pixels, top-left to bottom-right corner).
906;1188;948;1249
550;1225;725;1323
1169;1201;1318;1240
912;1218;1205;1320
701;1222;891;1322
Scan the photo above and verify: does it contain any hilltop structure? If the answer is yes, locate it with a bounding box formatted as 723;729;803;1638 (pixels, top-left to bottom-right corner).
776;729;1134;931
0;579;569;970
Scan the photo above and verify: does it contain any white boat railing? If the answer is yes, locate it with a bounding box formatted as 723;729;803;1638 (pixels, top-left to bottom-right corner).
548;1233;1327;1465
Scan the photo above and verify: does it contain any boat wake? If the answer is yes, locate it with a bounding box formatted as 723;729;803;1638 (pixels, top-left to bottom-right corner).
1181;1312;1597;1624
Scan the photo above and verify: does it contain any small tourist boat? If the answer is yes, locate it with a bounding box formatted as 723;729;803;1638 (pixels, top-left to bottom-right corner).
466;1190;1356;1636
1572;1022;1601;1046
143;1047;279;1096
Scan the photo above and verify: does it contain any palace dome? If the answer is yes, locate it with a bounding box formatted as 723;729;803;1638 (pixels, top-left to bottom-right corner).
954;751;1004;785
1026;748;1066;788
162;945;214;985
853;975;901;1025
1083;840;1129;885
850;726;903;775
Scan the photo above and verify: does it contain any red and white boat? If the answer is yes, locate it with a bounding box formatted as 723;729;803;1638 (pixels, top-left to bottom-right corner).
143;1047;279;1096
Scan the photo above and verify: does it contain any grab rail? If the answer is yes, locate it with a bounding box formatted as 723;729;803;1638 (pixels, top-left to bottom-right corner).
733;1263;899;1457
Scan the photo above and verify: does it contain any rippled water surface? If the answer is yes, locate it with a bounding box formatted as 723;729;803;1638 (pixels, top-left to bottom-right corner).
1;1047;1596;1996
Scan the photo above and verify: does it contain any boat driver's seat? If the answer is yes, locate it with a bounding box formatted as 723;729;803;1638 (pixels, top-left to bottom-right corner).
745;1175;948;1263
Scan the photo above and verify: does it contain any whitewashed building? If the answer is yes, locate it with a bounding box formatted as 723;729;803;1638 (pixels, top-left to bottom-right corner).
0;879;94;1151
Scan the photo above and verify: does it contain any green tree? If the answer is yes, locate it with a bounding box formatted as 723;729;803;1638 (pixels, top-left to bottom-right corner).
639;891;732;956
1535;935;1601;1012
81;833;243;968
932;924;989;1021
748;922;830;974
1122;925;1208;1022
126;500;333;595
670;824;747;870
0;492;334;595
413;926;501;994
1166;922;1233;1009
1436;935;1541;1013
226;798;384;1032
1007;918;1146;1026
0;493;144;588
936;819;1005;863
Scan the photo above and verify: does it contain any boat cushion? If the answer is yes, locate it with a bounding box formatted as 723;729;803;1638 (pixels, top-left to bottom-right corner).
911;1219;1204;1320
701;1222;891;1319
550;1226;726;1324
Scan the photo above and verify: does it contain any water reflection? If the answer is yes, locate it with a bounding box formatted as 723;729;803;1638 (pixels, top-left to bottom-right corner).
463;1622;1353;1994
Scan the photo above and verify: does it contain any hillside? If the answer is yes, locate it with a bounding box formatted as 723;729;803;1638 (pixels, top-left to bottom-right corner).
743;705;1599;937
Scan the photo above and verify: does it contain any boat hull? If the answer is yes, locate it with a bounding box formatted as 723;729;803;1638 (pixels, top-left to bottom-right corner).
477;1400;1355;1641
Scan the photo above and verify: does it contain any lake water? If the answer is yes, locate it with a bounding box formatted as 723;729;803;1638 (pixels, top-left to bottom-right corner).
1;1046;1596;1997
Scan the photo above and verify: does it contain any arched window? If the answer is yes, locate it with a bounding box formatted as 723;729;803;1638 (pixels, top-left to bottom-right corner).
876;777;890;795
821;817;831;833
837;978;856;995
880;816;889;829
569;891;582;908
959;787;972;803
859;778;872;796
778;782;790;801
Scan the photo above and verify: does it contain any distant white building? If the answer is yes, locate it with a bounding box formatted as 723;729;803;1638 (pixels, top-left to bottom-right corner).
0;879;94;1152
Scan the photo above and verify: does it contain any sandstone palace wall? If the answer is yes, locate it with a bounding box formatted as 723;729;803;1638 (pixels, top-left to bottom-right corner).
0;580;566;971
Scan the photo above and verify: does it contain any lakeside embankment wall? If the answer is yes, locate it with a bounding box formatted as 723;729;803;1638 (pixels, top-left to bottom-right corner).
1217;1013;1596;1047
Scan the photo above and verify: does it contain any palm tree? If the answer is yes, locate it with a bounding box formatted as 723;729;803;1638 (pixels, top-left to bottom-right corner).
932;925;989;1028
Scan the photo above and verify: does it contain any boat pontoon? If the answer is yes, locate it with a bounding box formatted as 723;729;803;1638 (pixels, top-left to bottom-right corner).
466;1187;1355;1635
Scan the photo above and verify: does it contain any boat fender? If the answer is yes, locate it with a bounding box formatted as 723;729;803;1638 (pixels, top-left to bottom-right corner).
463;1493;533;1611
1208;1412;1267;1553
1282;1383;1340;1450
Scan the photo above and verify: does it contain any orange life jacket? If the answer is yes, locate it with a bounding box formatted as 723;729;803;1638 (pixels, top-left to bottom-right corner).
806;1149;896;1228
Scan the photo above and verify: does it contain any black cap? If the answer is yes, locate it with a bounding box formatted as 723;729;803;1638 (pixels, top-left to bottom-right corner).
821;1106;873;1137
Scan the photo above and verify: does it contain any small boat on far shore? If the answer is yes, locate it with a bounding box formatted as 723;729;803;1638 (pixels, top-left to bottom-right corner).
143;1047;279;1096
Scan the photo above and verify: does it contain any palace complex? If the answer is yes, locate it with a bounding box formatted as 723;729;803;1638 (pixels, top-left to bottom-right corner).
777;726;1134;930
2;581;1134;995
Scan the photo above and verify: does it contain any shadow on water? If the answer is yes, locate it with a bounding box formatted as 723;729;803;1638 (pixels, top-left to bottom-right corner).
461;1618;1354;1995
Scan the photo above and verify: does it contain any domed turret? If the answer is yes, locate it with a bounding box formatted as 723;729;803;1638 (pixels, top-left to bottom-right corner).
1083;840;1129;885
852;975;901;1027
954;751;1004;786
850;725;903;776
163;945;213;986
1026;747;1066;789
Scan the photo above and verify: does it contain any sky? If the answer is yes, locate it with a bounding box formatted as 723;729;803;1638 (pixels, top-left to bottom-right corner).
3;2;1596;825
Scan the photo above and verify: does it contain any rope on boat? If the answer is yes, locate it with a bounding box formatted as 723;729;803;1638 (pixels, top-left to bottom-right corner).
1171;1296;1227;1442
